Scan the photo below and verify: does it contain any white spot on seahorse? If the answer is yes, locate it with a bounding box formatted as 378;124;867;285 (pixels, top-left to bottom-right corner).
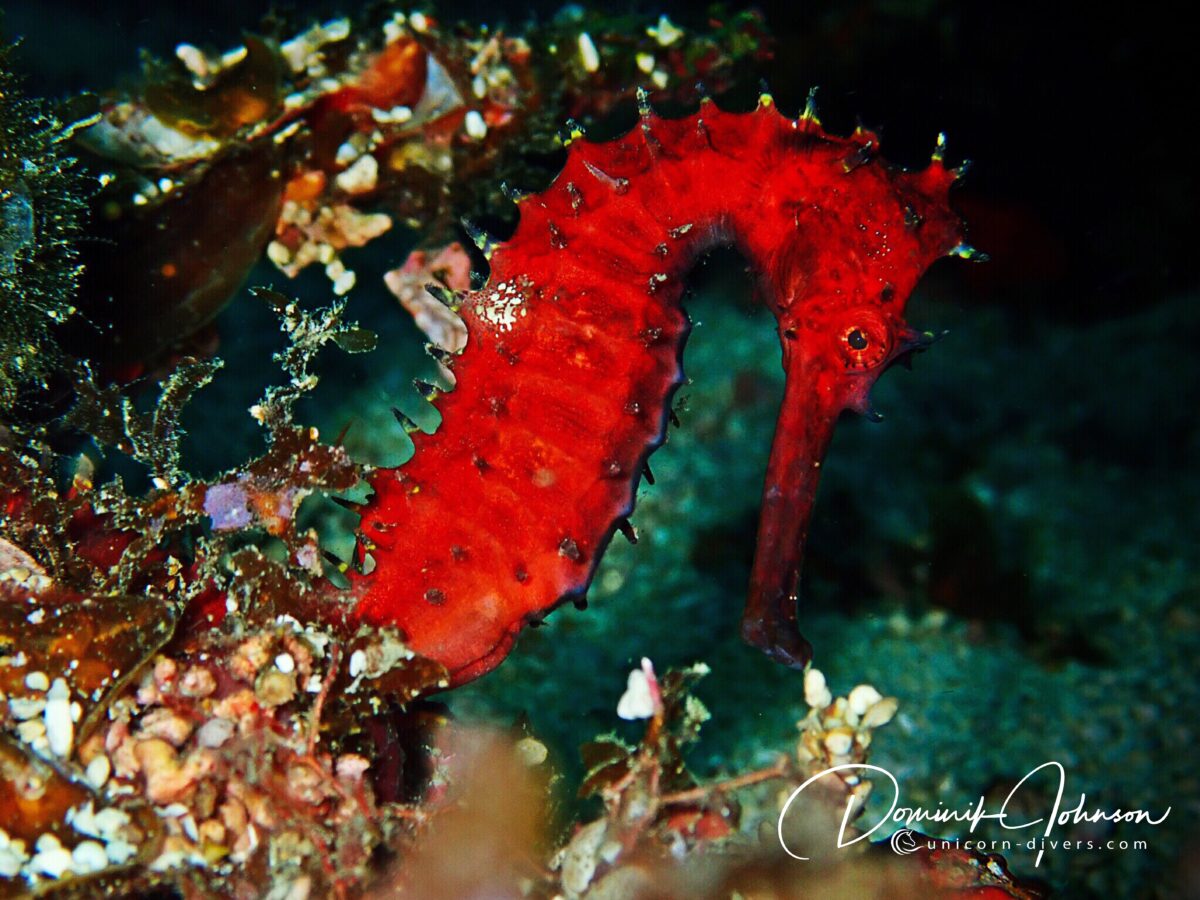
478;279;530;333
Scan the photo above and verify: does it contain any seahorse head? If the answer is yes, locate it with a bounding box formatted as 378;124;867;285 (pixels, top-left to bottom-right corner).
740;122;968;668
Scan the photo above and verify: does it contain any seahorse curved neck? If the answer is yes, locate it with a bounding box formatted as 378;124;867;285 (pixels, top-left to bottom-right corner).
349;98;963;684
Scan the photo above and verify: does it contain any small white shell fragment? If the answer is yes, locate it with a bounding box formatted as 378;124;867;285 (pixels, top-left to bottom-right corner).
383;12;407;43
16;719;47;748
93;808;132;841
221;46;248;68
578;32;600;73
803;667;832;710
31;844;74;878
647;14;684;46
335;141;360;166
36;834;62;853
371;105;413;124
181;814;200;843
860;697;900;729
326;260;357;296
348;649;367;678
281;18;351;73
266;241;291;266
333;269;357;295
105;840;138;865
85;754;112;790
617;667;655;720
334;153;379;195
8;697;45;719
464;109;488;140
72;840;109;875
24;671;50;692
848;684;883;717
823;728;854;756
409;11;429;33
515;736;548;767
636;52;655;74
31;833;73;878
67;801;97;837
175;43;209;78
0;829;28;876
44;678;74;758
275;653;296;674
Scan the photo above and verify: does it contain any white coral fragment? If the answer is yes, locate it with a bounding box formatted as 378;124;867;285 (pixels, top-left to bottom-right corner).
617;658;659;720
578;32;600;73
803;667;832;710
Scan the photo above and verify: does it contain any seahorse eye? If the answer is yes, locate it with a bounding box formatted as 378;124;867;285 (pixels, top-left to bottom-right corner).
837;316;891;370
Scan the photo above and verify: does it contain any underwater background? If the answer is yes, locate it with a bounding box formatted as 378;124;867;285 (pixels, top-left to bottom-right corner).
3;1;1197;897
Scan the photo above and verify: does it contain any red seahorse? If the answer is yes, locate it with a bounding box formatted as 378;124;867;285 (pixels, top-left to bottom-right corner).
346;91;967;684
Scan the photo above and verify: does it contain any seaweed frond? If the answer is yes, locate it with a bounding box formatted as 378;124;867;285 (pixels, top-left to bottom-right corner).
0;43;98;411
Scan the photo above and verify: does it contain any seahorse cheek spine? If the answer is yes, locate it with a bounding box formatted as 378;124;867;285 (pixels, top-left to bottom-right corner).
344;97;965;684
